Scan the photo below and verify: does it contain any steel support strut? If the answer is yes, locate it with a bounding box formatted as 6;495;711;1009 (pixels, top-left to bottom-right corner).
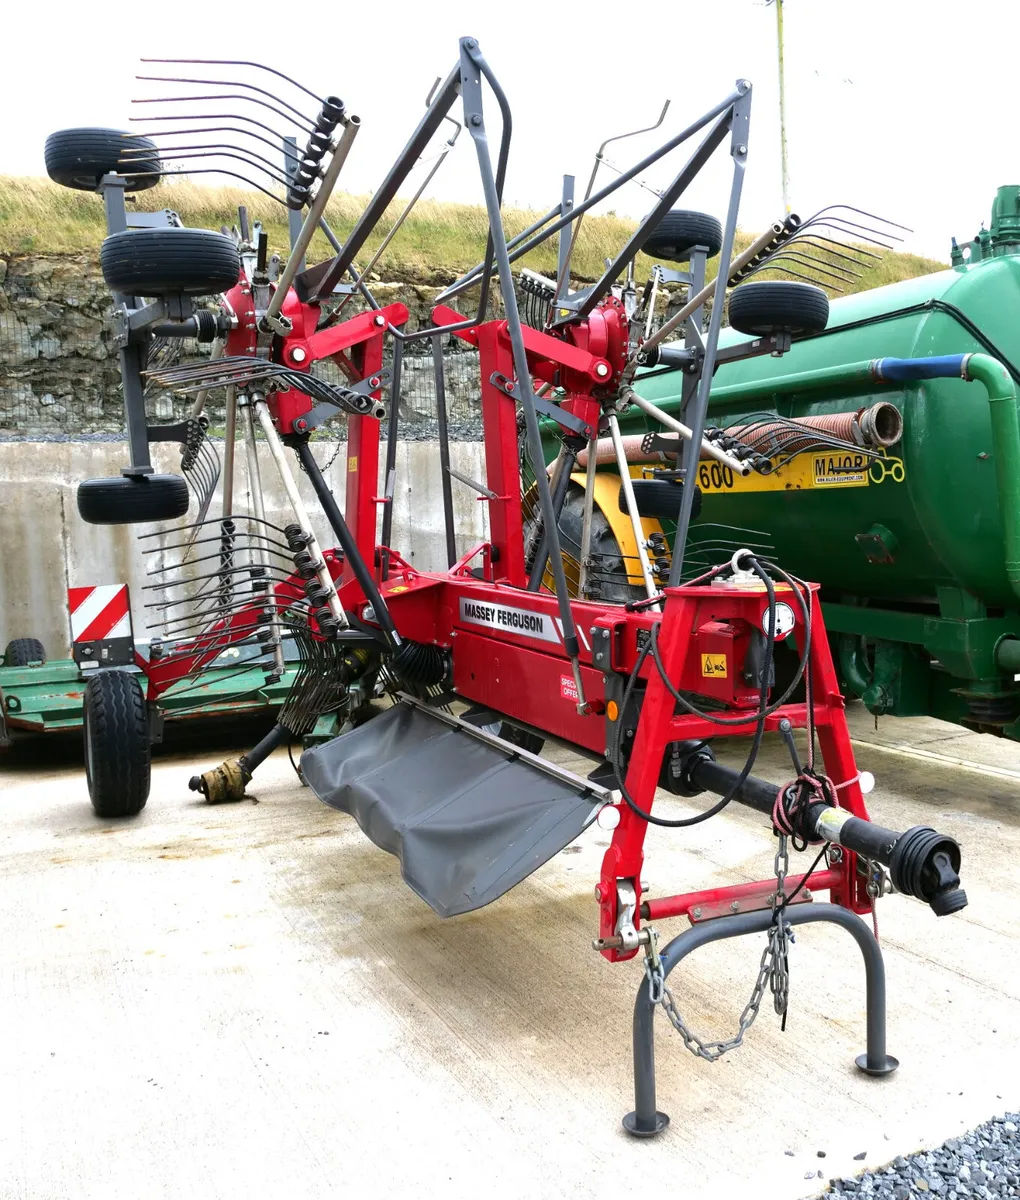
459;38;582;674
624;904;898;1138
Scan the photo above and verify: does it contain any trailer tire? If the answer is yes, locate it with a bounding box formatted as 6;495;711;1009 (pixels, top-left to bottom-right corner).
623;478;702;522
83;670;150;818
558;486;645;604
77;474;190;525
728;281;830;336
100;228;241;297
45;129;161;192
644;210;723;262
4;638;46;666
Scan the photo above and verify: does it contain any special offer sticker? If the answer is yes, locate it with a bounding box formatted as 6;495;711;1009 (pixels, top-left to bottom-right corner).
560;674;578;702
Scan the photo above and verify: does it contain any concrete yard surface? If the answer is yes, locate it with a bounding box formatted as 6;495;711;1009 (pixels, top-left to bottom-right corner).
0;709;1018;1200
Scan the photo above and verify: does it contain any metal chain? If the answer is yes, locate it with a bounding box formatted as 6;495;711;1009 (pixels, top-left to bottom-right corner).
643;834;794;1062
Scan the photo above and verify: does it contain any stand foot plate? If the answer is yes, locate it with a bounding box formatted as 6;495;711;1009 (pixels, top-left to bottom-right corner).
622;1110;670;1138
855;1053;899;1077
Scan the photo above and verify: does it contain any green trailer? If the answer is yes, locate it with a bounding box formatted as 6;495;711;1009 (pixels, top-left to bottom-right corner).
0;641;302;747
545;186;1020;741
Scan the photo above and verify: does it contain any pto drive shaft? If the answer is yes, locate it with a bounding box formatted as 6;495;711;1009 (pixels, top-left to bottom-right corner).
666;743;967;916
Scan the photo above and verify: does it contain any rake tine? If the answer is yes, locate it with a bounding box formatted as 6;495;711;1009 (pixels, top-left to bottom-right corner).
809;203;911;233
134;78;316;131
121;142;296;187
140;58;325;105
757;250;861;285
789;232;881;265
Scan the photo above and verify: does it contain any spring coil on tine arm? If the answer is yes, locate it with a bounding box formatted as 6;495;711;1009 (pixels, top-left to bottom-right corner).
288;97;347;209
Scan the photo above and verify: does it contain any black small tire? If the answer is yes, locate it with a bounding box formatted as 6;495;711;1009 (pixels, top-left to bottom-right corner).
622;478;702;522
83;670;150;818
728;281;830;336
77;475;190;526
4;638;46;666
100;229;241;297
44;128;161;192
644;210;723;262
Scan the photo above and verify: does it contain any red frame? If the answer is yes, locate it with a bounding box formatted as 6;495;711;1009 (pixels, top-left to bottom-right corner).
151;280;878;960
139;288;407;700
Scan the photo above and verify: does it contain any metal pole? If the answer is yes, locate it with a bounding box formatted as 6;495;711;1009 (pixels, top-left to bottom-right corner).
380;334;405;549
263;117;361;331
432;334;458;568
241;399;286;677
252;398;347;628
668;88;751;586
576;436;599;598
102;177;153;475
608;415;659;603
775;0;791;214
217;385;238;616
626;391;751;476
461;41;583;684
292;439;402;648
283;136;306;267
624;904;896;1138
189;338;224;418
438;89;740;306
221;386;237;519
555;175;574;298
638;222;782;356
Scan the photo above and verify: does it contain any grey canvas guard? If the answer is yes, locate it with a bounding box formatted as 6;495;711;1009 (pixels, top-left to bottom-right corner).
300;701;604;918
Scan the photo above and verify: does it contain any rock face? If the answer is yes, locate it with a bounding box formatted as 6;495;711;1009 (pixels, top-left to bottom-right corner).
0;254;122;433
0;253;486;437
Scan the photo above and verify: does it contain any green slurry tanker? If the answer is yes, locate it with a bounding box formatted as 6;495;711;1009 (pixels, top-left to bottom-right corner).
564;187;1020;740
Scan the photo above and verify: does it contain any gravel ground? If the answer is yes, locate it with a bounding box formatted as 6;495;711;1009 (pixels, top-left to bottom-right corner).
817;1115;1020;1198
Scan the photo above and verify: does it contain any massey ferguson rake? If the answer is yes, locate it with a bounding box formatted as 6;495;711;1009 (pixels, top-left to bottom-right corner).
48;36;968;1133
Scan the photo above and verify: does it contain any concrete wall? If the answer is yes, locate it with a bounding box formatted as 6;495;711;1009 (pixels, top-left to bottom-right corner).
0;440;489;659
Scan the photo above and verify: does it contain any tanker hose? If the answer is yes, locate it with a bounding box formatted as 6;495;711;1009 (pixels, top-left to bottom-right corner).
964;354;1020;600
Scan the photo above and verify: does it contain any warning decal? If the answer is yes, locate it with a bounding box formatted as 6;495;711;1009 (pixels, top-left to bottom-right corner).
701;653;728;677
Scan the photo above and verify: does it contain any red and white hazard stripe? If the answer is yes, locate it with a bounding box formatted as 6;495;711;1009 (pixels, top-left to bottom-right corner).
68;584;132;643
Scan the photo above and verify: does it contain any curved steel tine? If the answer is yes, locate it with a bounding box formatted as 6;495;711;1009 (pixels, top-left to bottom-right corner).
125;147;293;188
797;212;901;247
137;512;290;540
799;220;898;253
748;260;847;292
130;109;293;145
809;203;912;233
122;140;296;184
780;240;872;276
136;75;315;129
132;93;316;135
125;124;285;159
143;531;294;557
757;249;859;285
140;58;324;105
148;537;291;573
791;231;881;264
588;98;672;196
120;166;289;208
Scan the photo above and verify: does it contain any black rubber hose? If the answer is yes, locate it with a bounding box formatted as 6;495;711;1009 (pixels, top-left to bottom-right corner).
611;556;778;828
